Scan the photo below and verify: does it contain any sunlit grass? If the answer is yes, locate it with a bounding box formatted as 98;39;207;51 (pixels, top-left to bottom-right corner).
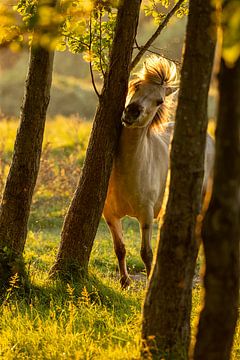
0;273;142;359
0;116;239;359
0;116;18;153
43;115;92;149
0;115;91;155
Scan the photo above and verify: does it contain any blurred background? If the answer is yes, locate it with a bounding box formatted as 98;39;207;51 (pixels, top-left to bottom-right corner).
0;13;188;120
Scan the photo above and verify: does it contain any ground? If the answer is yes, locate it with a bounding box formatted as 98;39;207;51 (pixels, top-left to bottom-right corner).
0;116;239;359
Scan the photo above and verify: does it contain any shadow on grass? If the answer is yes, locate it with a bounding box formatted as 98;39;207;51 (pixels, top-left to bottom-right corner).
1;272;142;321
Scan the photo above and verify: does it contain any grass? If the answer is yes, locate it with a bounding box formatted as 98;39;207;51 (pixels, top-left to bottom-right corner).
0;116;239;359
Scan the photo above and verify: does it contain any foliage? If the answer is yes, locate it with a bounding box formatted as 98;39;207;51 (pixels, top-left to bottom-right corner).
143;0;188;24
0;0;93;51
0;1;117;73
221;0;240;64
0;1;24;52
0;0;189;74
64;0;189;83
65;3;117;74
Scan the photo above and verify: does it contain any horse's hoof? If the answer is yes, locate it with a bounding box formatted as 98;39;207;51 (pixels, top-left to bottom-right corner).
120;276;131;289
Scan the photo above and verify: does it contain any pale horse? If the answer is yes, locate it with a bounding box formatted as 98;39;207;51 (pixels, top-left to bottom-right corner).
103;55;215;288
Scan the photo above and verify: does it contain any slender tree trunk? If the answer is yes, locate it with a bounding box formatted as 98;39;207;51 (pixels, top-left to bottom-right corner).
194;57;240;360
49;0;142;280
0;45;54;288
141;0;216;358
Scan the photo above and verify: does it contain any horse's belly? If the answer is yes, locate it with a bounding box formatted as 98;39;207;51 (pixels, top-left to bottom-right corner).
104;175;164;221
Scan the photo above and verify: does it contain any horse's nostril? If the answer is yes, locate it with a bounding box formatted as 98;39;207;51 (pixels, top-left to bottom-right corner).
126;103;142;118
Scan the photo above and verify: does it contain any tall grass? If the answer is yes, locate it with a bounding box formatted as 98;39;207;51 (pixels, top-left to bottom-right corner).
0;116;239;359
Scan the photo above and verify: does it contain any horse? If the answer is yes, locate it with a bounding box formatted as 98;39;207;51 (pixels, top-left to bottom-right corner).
103;55;215;288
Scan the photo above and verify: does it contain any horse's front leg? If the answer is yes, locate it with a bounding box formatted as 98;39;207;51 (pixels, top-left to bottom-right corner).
140;220;153;278
104;215;131;289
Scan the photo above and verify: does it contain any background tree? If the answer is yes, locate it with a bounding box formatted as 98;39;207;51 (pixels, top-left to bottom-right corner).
0;0;57;290
141;0;216;358
194;4;240;358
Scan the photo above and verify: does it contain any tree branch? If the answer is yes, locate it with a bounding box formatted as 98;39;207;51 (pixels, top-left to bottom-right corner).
89;13;101;99
99;10;106;78
89;62;101;99
130;0;185;71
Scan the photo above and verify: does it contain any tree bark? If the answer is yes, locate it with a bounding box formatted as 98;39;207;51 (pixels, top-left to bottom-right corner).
141;0;216;358
49;0;142;280
0;46;54;288
193;57;240;360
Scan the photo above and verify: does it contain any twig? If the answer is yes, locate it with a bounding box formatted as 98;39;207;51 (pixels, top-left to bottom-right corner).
130;0;185;71
135;38;141;50
99;10;106;78
144;47;182;66
133;45;182;67
133;44;181;64
89;13;101;99
89;62;101;99
66;34;89;48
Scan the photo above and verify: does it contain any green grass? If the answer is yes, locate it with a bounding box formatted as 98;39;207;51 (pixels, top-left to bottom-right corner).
0;117;239;359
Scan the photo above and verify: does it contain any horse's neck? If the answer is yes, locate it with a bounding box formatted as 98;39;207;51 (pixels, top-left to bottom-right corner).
117;127;149;160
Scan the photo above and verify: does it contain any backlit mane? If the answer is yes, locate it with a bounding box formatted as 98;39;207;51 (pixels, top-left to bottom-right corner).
128;55;179;130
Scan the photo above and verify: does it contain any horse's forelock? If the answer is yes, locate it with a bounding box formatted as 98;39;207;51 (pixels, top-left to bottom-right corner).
142;55;178;87
141;56;178;129
128;78;141;95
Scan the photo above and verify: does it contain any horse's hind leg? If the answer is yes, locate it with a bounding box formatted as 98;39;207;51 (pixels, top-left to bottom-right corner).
105;216;131;289
140;221;153;278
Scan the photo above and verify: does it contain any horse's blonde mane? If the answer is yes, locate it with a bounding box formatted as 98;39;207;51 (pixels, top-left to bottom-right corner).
128;55;179;130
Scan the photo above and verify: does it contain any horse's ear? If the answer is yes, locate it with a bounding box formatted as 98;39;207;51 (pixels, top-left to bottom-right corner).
165;87;179;97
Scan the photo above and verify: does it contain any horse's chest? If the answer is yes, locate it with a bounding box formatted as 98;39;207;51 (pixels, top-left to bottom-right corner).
107;159;158;217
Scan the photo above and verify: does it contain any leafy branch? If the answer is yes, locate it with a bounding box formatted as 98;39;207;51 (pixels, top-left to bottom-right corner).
130;0;185;71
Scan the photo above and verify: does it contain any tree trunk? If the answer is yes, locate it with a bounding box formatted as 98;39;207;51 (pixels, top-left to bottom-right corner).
49;0;142;280
0;45;54;289
193;57;240;360
141;0;216;358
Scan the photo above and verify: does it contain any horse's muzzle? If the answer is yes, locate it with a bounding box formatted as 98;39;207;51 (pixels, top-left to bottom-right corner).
121;113;140;127
125;102;142;118
121;102;143;127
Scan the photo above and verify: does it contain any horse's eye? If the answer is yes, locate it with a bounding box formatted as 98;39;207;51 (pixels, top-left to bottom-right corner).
156;99;163;106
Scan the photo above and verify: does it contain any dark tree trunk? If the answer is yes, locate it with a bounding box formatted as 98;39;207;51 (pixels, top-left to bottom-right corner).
0;45;54;288
193;57;240;360
49;0;142;280
141;0;216;358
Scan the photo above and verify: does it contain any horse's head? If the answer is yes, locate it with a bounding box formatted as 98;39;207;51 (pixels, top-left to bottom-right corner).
122;56;179;129
122;81;169;128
